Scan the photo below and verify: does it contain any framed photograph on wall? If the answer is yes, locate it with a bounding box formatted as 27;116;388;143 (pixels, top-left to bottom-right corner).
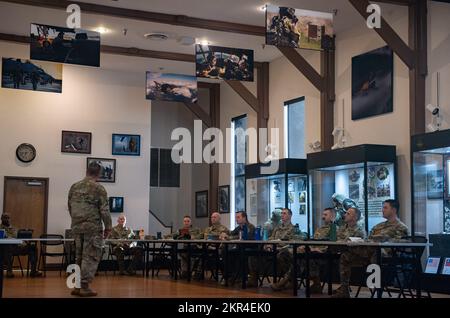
109;197;124;213
195;190;208;218
86;157;116;183
61;130;91;154
112;134;140;156
427;169;444;200
218;185;230;214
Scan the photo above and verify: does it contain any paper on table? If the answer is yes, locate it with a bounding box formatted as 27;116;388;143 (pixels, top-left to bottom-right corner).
348;237;364;242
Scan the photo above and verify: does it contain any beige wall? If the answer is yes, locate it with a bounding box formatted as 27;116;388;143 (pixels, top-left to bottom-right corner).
0;42;151;235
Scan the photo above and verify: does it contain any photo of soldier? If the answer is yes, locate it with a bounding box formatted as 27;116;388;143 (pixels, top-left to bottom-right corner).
195;45;254;82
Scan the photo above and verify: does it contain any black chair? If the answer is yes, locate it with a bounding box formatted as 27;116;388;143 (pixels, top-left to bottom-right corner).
38;234;68;276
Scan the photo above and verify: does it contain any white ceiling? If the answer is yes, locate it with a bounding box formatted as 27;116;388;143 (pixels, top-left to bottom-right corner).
0;0;405;72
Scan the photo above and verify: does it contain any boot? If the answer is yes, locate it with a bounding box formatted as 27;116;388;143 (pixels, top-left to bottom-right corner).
6;271;14;278
70;288;81;296
332;285;350;298
271;274;290;291
30;271;43;278
310;277;323;294
79;282;98;297
246;274;258;288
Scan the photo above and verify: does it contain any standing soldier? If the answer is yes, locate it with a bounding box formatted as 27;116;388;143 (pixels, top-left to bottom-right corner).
68;162;112;297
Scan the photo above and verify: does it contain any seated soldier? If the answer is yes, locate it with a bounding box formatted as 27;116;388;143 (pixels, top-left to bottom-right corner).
109;214;143;275
174;215;202;279
0;213;42;278
333;200;408;298
271;207;337;292
248;208;297;288
192;212;229;279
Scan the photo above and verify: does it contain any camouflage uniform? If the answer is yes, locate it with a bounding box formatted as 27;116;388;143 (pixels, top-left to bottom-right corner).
68;177;112;286
249;222;296;285
0;224;40;275
110;224;143;274
203;224;229;240
338;219;408;290
175;226;203;276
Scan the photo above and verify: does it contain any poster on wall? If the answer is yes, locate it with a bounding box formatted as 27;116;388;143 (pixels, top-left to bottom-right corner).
367;167;377;199
2;57;62;93
376;166;391;197
426;169;443;200
348;169;361;201
352;46;393;120
195;44;254;81
444;200;450;232
265;5;334;50
145;72;198;103
30;23;100;67
272;180;282;204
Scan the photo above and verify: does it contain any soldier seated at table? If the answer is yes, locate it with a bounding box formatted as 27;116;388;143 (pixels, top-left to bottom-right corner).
248;208;297;288
332;200;408;298
109;214;143;276
271;207;337;292
192;212;229;280
172;215;202;279
0;213;42;278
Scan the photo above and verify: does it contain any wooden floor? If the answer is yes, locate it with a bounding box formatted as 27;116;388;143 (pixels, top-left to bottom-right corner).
3;270;449;298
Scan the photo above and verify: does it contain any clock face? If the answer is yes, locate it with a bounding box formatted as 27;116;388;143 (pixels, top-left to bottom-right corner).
16;143;36;163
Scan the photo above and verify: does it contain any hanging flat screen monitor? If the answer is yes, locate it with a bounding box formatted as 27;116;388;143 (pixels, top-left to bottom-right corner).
442;258;450;275
30;23;100;67
195;44;254;82
424;257;441;274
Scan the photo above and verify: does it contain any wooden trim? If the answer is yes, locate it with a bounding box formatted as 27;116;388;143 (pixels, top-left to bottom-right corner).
224;80;259;113
348;0;415;70
277;47;324;92
320;49;336;151
257;62;269;162
182;102;211;127
409;0;427;135
372;0;415;5
3;176;49;235
209;84;220;215
2;0;265;36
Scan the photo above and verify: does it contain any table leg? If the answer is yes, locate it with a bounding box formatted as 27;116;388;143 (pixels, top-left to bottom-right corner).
292;244;298;297
305;245;311;298
376;248;382;299
272;244;277;284
415;248;422;298
327;252;333;296
240;244;246;289
223;244;228;287
187;243;192;282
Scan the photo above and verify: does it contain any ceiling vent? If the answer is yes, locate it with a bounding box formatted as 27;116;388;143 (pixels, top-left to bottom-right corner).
144;33;169;41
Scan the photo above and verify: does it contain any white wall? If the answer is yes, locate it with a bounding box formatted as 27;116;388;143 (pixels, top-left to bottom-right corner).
0;42;150;235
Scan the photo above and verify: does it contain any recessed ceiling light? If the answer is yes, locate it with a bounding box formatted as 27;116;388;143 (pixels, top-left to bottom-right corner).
95;27;109;34
197;39;210;46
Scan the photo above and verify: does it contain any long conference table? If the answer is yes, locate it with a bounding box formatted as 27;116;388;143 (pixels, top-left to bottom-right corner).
0;238;430;299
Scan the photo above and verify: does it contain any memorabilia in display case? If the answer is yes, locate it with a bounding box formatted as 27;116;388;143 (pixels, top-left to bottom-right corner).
245;159;308;231
412;130;450;258
307;144;397;236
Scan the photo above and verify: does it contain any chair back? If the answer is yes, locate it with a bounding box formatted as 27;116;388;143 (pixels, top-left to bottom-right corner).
40;234;64;246
17;229;33;239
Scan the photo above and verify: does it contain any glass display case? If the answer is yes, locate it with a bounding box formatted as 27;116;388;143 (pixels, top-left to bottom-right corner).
307;144;397;236
412;130;450;258
245;159;308;231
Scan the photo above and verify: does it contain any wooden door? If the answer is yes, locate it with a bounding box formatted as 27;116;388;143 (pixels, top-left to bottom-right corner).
3;177;48;238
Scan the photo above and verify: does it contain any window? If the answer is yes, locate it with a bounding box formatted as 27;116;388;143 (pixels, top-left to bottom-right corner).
231;115;247;227
150;148;180;187
284;97;305;159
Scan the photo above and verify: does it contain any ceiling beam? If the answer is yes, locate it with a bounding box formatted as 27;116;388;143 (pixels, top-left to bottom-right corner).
349;0;415;69
183;102;212;127
278;47;324;92
1;0;265;36
0;32;264;68
225;80;259;113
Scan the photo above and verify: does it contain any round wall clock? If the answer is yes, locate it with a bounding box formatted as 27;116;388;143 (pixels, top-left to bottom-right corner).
16;143;36;163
